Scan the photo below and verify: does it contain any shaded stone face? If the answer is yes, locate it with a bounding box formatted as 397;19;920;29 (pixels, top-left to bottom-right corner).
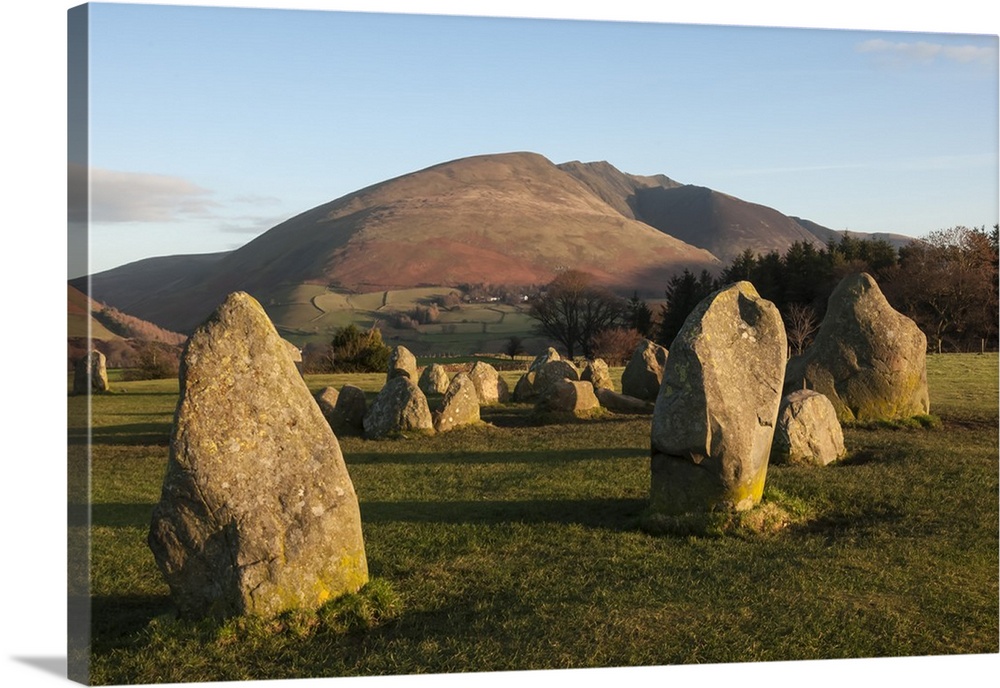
784;272;929;423
73;350;108;395
363;376;435;439
650;282;786;514
772;390;845;466
621;340;668;401
468;361;510;405
148;292;368;620
333;385;368;432
595;387;654;415
535;378;601;417
581;358;614;392
534;360;580;396
387;345;418;382
418;363;451;396
433;372;481;432
512;371;537;402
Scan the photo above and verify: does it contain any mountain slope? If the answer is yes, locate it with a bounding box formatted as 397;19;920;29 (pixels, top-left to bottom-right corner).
791;217;919;250
78;152;720;332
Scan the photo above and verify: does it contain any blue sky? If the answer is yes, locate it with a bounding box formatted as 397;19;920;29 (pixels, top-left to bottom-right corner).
73;2;998;276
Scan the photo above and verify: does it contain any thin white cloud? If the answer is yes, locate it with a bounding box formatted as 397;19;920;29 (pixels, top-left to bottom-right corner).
720;153;995;178
217;214;287;234
857;38;997;67
231;193;282;206
80;165;218;223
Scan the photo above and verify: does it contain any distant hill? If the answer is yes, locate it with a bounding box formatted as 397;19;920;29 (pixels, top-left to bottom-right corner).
790;217;919;250
67;284;121;341
73;151;915;336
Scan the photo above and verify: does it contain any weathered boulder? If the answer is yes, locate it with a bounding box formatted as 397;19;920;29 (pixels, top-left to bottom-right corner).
73;350;109;394
772;390;846;466
581;358;614;392
433;372;481;432
621;340;668;401
314;386;339;421
148;292;368;620
534;359;580;396
595;387;654;415
468;361;510;405
536;378;601;417
784;272;929;423
334;385;367;432
650;282;786;514
418;363;451;396
387;345;418;382
363;376;435;438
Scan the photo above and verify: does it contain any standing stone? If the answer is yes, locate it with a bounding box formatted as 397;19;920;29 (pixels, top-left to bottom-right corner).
772;390;846;466
387;345;418;382
529;347;562;372
334;384;368;432
418;363;451;396
621;340;668;401
581;358;614;392
363;376;435;439
512;348;563;402
148;292;368;620
650;282;786;514
73;350;109;395
784;273;929;423
535;379;601;417
595;387;654;415
534;359;580;396
433;372;481;432
314;386;340;422
282;339;303;375
468;361;510;405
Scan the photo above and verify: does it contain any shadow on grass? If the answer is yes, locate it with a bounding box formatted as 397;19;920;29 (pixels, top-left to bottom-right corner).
360;496;647;531
346;446;646;465
68;422;172;446
90;502;155;528
91;594;173;649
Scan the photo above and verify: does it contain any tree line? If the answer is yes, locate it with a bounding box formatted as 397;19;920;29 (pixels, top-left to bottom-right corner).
527;226;998;360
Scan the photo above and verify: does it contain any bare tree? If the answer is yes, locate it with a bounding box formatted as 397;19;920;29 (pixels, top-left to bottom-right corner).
784;303;819;356
528;270;626;359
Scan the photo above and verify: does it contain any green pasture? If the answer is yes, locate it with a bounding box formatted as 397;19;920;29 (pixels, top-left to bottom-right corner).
70;354;999;684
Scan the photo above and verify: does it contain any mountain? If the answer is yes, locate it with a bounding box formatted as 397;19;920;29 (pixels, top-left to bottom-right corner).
76;152;721;332
74;151;912;336
790;217;919;250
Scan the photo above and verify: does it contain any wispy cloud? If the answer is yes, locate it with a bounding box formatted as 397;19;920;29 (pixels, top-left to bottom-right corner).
216;214;288;234
857;38;997;67
75;164;219;223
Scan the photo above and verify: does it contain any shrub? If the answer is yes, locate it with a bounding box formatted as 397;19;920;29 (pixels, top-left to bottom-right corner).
330;325;391;373
590;327;645;366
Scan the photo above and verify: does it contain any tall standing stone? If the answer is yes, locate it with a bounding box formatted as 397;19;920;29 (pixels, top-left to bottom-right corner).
148;292;368;619
387;345;418;382
621;340;668;401
784;272;929;423
650;282;786;514
73;350;109;395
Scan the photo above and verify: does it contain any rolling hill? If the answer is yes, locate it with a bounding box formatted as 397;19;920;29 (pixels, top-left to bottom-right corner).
73;151;910;336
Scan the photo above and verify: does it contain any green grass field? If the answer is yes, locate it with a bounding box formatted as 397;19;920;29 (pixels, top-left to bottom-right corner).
70;354;999;684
